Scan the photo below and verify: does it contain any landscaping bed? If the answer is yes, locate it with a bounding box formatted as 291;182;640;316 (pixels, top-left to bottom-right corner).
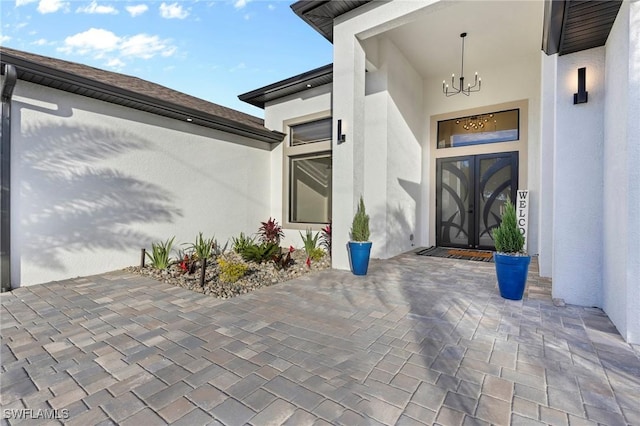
127;248;330;299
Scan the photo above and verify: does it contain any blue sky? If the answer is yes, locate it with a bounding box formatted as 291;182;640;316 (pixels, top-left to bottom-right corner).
0;0;333;116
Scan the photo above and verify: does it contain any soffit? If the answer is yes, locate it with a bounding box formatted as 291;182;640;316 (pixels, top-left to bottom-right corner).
544;0;623;55
291;0;373;42
381;1;544;79
238;64;333;109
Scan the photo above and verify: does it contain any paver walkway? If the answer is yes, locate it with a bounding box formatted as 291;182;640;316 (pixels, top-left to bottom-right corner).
1;252;639;425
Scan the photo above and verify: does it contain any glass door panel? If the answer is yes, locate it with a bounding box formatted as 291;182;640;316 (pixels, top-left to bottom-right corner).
476;154;516;249
437;157;473;248
437;152;518;250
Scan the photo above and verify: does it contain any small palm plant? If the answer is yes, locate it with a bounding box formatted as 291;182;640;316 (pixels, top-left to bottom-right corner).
492;199;525;254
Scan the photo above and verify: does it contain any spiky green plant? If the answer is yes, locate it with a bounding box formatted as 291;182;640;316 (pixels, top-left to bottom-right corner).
300;228;320;255
492;199;525;254
146;237;175;270
232;232;255;254
187;232;214;261
350;196;370;242
239;242;280;264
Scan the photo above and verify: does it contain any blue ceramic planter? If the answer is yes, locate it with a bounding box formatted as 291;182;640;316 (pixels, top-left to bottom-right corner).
348;241;372;275
493;253;531;300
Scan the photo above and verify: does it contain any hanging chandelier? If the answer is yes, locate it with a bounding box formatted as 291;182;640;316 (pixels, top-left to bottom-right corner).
443;32;481;97
456;113;495;131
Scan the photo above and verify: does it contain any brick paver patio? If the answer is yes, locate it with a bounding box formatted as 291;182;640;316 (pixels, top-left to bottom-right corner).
1;252;639;425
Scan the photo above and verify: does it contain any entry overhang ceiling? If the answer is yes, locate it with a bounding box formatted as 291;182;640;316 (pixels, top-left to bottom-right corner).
292;0;623;56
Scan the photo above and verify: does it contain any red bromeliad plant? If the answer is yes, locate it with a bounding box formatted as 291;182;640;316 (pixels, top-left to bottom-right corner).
320;223;331;256
258;217;284;245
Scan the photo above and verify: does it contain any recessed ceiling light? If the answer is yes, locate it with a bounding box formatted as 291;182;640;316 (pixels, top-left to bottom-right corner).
186;118;193;122
306;84;312;88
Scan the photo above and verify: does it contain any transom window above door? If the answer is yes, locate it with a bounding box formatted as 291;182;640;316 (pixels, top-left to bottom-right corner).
437;109;519;149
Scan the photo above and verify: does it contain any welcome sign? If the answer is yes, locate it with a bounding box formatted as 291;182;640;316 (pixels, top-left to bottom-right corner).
517;190;529;252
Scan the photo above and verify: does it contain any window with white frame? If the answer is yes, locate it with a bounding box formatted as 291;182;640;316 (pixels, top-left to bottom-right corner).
284;117;332;226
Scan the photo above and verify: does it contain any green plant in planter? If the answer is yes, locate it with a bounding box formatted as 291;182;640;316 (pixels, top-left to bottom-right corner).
350;196;370;242
492;199;525;254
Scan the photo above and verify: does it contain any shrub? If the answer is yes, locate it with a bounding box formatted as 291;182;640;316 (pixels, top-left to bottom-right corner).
146;237;175;270
232;232;255;254
492;199;525;254
320;223;331;255
307;247;325;262
350;196;370;241
187;232;214;260
239;242;280;264
257;217;284;245
217;258;248;283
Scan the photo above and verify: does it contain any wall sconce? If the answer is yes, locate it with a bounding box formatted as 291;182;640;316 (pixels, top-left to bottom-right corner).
573;67;588;104
337;119;346;144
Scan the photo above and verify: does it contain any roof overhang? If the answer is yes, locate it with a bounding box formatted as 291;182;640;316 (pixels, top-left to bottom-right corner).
291;0;373;42
1;51;285;144
238;64;333;109
543;0;623;55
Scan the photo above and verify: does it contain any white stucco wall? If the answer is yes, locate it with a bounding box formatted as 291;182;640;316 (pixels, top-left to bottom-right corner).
363;37;423;259
552;47;605;307
332;1;436;270
538;52;557;278
263;83;332;249
11;81;272;287
603;0;640;344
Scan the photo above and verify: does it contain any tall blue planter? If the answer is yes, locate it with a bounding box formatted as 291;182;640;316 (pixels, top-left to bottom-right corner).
348;241;372;275
493;253;531;300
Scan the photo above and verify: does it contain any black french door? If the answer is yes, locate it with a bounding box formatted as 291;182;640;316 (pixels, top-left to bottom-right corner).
436;152;518;250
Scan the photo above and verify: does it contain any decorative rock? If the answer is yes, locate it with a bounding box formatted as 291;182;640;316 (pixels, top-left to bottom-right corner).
125;249;330;300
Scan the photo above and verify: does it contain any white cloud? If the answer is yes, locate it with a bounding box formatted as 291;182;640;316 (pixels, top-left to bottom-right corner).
120;34;175;59
76;1;118;15
159;2;188;19
16;0;37;6
234;0;249;9
60;28;120;55
267;4;275;11
229;62;246;72
0;35;11;43
37;0;69;14
106;58;125;69
32;38;49;45
126;4;148;17
58;28;177;66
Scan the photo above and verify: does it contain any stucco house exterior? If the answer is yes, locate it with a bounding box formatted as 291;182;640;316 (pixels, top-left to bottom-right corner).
0;47;285;290
1;0;638;344
239;0;639;344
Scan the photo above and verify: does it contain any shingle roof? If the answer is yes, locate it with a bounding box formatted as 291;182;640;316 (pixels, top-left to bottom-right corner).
0;46;284;143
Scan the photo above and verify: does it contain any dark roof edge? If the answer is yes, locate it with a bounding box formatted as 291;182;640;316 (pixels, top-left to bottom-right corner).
542;0;567;55
1;52;285;143
291;1;333;42
239;64;333;109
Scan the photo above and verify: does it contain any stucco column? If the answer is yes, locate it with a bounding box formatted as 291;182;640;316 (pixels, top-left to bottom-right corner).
538;52;556;278
332;27;367;270
552;48;605;307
